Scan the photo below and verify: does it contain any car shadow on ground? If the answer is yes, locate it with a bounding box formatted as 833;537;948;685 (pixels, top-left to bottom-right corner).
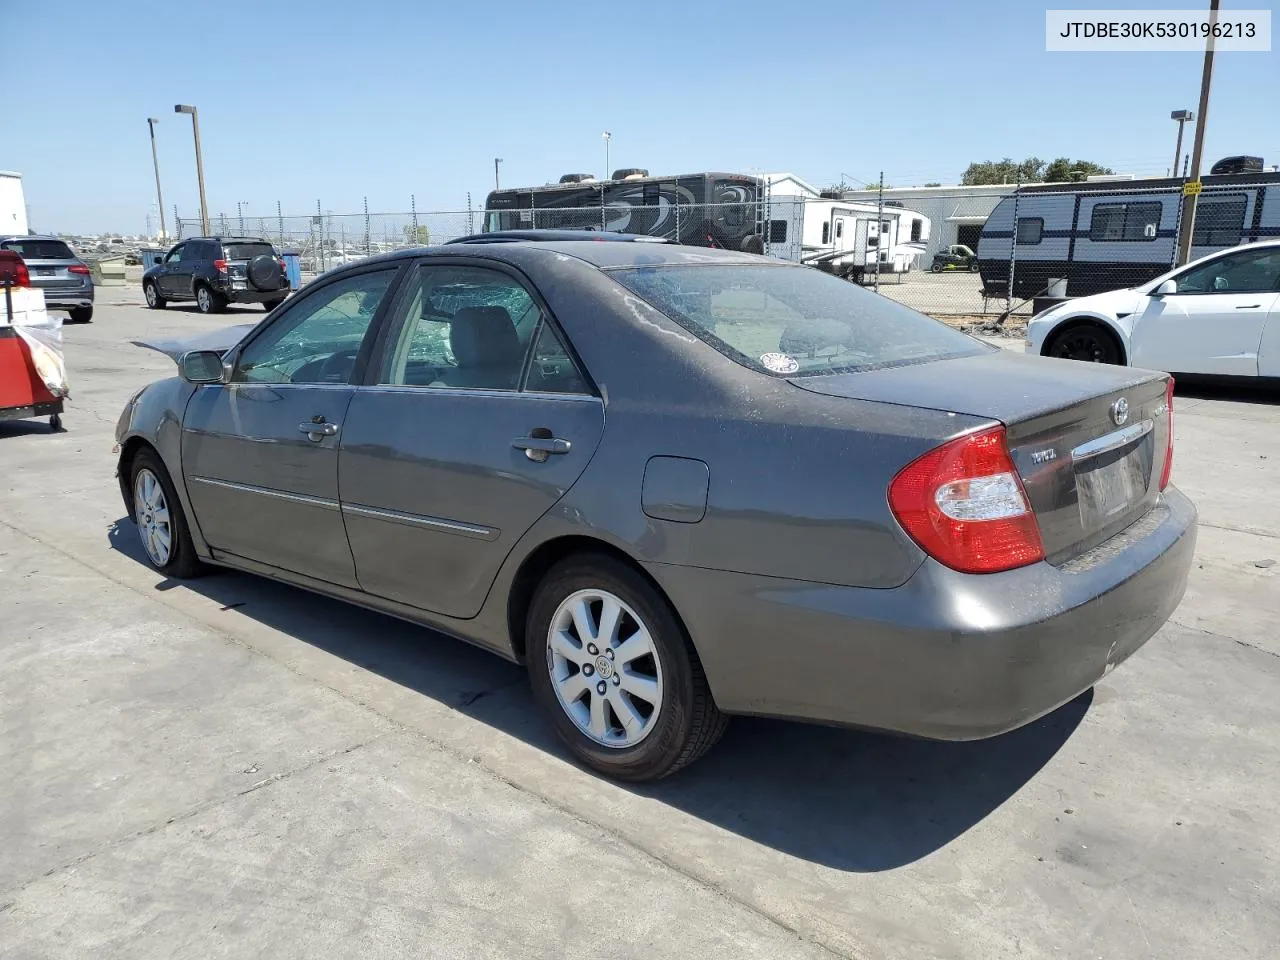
107;520;1087;873
1175;377;1280;406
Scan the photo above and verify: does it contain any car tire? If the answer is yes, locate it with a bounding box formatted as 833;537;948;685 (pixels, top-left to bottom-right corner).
195;283;225;314
144;281;166;309
69;306;93;323
931;262;944;273
129;448;206;579
526;553;727;782
263;297;287;312
1045;322;1123;365
968;261;981;273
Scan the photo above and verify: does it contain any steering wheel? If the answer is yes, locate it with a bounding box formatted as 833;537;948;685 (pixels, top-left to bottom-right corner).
318;347;360;383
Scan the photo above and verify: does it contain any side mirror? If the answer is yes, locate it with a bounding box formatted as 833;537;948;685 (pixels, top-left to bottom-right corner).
180;350;226;384
1153;279;1177;296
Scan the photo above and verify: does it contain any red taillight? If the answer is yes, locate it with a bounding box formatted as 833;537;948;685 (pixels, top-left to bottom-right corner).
213;259;227;273
68;263;91;275
0;250;30;287
1159;377;1175;490
278;258;287;275
889;426;1045;574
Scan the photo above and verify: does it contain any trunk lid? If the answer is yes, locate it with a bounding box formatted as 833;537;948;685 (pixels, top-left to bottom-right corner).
789;349;1172;563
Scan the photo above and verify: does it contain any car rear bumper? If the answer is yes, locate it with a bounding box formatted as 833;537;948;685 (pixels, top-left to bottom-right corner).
36;284;94;309
211;280;285;304
647;486;1197;739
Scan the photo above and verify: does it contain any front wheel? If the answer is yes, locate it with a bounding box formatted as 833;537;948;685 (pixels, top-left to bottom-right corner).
968;261;981;273
144;281;166;309
526;554;727;782
129;449;206;578
1046;323;1122;364
931;262;944;273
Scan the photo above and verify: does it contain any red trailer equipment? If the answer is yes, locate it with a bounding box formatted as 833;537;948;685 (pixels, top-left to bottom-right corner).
1;249;65;431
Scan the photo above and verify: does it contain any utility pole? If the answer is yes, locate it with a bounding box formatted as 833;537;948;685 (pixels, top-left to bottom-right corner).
174;105;209;235
146;118;167;241
494;158;502;191
1170;110;1193;178
603;131;611;178
1175;0;1220;265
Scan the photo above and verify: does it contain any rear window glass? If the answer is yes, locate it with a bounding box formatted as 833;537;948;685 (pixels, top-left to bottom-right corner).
1;239;74;259
222;242;276;261
608;264;987;376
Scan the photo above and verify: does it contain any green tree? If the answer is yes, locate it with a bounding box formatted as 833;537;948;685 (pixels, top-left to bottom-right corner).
923;182;942;187
402;224;430;246
961;157;1046;186
1043;157;1115;182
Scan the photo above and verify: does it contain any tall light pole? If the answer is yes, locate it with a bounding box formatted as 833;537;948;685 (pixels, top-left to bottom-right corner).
146;118;167;241
1176;0;1220;265
237;201;248;233
494;157;503;191
174;104;209;236
602;131;612;178
1170;109;1194;177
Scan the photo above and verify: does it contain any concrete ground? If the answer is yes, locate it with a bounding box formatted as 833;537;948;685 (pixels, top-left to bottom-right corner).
2;288;1278;959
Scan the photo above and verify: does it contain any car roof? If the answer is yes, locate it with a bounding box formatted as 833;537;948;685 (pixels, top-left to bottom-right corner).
332;240;788;273
0;235;67;243
182;236;273;244
446;229;670;245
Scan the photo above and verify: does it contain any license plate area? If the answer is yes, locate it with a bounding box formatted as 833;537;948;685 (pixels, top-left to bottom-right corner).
36;268;55;276
1073;423;1154;527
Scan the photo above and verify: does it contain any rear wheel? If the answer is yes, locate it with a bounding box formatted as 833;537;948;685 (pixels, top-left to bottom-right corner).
1046;322;1123;365
263;297;287;311
129;449;205;578
144;281;166;309
69;306;93;323
195;284;225;314
526;554;726;782
968;261;980;273
931;261;944;273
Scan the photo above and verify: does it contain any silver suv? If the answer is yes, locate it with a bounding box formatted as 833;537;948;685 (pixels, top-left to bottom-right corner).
0;235;95;322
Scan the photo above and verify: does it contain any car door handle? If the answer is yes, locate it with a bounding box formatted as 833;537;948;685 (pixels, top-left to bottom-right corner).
1235;304;1262;309
298;421;339;440
512;435;571;461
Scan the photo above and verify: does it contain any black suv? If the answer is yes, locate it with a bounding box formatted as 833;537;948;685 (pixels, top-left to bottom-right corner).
143;237;290;313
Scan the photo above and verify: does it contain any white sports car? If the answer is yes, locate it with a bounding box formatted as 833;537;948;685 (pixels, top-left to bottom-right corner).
1026;239;1280;378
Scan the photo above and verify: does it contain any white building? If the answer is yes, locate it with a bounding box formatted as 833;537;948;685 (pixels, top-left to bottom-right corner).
1;172;29;236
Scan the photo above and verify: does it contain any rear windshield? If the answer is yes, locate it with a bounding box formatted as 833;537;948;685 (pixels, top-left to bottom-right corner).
607;263;987;376
222;242;276;261
1;239;74;259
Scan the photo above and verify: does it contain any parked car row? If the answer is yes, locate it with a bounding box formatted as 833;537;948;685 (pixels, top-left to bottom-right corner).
115;231;1196;781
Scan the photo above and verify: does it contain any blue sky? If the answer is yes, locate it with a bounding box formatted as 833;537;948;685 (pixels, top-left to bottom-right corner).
7;0;1277;233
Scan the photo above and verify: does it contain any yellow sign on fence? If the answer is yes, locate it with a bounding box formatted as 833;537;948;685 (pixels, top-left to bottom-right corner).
1183;180;1203;197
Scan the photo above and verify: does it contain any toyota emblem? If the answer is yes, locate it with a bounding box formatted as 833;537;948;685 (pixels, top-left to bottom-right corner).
1111;397;1129;426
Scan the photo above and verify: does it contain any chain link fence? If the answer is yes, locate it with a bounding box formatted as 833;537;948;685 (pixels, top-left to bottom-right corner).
173;182;1263;324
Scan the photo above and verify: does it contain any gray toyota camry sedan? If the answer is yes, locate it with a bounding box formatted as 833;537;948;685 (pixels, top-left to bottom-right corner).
114;238;1196;781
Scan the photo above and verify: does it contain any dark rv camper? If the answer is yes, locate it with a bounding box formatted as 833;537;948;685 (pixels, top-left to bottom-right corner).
483;172;764;251
977;171;1280;298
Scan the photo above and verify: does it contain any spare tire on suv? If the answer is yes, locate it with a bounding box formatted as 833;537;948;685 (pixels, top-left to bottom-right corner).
247;255;286;292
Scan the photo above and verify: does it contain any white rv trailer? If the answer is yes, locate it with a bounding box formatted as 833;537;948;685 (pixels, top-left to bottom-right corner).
763;174;930;279
1;172;29;236
977;168;1280;298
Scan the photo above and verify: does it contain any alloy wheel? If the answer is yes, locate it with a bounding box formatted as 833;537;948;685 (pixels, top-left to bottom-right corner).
133;468;173;567
546;588;665;748
145;283;158;307
197;287;211;312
